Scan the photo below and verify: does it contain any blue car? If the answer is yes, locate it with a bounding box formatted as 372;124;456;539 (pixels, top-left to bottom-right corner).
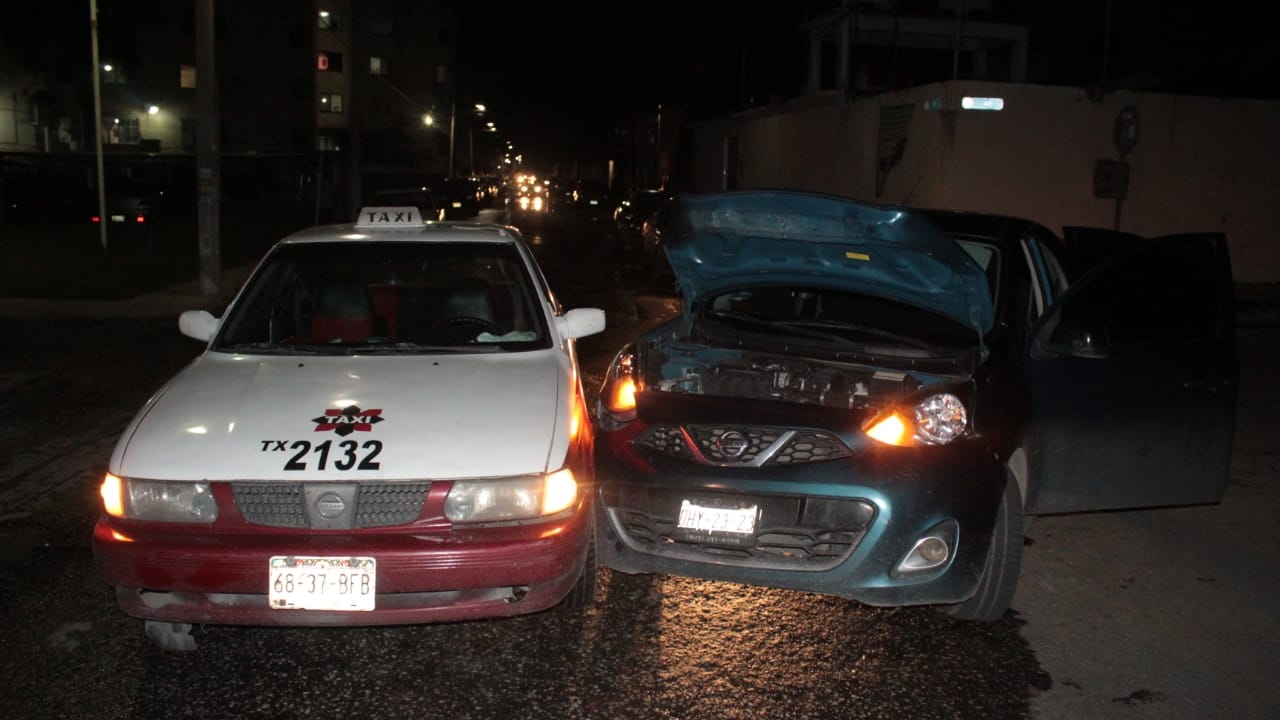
593;190;1236;620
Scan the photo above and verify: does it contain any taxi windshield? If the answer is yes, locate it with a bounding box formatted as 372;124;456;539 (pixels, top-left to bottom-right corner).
214;241;551;353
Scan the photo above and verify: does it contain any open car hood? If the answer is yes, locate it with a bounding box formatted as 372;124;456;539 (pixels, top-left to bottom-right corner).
663;191;994;334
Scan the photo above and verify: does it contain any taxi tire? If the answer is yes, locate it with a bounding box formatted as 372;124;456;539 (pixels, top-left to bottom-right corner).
560;527;599;611
944;476;1023;622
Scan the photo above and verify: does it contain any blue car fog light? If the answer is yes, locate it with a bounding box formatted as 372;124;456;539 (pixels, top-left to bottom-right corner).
892;520;958;578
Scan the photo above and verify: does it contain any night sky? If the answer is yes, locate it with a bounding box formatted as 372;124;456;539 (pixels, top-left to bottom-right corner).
455;1;841;169
455;0;1276;171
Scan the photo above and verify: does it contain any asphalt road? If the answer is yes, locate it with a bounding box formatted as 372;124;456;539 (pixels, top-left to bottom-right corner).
0;206;1275;719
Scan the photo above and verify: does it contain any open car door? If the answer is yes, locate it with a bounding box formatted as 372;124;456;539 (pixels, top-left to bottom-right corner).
1023;231;1236;514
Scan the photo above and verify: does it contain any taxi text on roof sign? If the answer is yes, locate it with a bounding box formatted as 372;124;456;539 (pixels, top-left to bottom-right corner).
356;206;424;229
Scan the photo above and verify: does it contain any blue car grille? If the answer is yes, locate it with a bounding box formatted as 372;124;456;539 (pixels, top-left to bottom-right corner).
231;482;431;528
602;484;875;570
634;424;852;466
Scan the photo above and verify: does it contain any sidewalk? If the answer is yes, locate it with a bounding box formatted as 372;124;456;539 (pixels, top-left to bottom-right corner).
0;266;254;320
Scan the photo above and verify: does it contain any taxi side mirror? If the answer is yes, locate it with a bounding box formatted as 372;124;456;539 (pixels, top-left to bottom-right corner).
179;310;220;342
557;308;606;340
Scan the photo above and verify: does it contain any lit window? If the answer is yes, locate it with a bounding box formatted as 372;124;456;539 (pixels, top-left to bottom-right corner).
318;10;338;29
319;93;344;113
112;117;141;144
180;65;196;89
318;52;343;72
369;56;384;76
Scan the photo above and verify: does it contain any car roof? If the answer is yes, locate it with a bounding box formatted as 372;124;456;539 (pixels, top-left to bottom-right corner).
910;208;1041;246
279;208;523;246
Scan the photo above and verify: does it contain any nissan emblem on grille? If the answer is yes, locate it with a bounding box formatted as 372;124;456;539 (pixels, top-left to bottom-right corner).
715;431;749;458
315;492;347;518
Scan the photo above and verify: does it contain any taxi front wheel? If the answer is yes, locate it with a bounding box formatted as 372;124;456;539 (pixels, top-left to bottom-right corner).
560;524;599;612
943;476;1023;622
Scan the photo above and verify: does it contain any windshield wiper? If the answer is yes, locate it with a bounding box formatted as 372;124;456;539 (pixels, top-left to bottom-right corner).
357;341;500;354
707;311;881;344
219;341;336;355
779;320;936;351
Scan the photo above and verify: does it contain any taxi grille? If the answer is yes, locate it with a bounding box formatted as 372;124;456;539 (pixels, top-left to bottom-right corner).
634;424;852;466
231;482;431;528
601;484;874;570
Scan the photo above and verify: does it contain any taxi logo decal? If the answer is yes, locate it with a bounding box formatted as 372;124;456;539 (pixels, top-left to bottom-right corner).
312;406;385;436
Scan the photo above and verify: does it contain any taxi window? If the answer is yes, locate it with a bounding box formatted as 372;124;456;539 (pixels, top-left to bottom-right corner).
215;241;550;352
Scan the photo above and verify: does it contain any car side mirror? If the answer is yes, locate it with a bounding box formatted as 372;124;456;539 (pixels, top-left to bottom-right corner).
556;307;606;340
1040;317;1110;359
179;310;220;342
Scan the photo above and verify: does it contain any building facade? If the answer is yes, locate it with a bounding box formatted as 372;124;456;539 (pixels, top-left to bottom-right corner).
0;1;455;223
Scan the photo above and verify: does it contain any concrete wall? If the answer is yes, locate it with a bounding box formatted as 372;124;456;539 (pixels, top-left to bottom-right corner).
688;81;1280;283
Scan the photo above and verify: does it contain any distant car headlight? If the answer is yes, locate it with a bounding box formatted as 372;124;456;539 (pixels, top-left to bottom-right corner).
444;469;578;523
100;473;218;523
863;392;968;447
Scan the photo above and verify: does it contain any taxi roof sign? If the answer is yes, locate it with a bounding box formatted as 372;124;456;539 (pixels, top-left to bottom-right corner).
355;206;424;229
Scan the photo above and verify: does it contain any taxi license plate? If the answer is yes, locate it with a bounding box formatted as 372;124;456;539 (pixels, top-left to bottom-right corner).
268;556;376;611
109;214;126;223
676;499;758;536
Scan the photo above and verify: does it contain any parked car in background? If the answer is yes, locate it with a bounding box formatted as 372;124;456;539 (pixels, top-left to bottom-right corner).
594;189;1236;622
93;205;607;650
436;177;484;219
89;181;169;227
568;179;613;221
363;187;445;222
611;189;671;257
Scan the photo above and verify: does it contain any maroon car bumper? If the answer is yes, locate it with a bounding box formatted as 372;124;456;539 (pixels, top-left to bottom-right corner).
93;506;591;627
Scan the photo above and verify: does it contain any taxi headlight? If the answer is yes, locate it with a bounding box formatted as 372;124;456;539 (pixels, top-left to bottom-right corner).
444;469;578;523
101;474;218;523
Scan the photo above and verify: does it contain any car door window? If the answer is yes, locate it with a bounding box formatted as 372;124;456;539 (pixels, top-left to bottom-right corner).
1058;236;1221;346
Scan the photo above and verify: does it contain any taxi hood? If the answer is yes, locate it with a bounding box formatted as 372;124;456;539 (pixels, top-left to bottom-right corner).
112;351;574;482
663;191;993;334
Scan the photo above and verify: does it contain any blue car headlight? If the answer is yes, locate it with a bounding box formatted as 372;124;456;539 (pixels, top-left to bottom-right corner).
863;392;969;447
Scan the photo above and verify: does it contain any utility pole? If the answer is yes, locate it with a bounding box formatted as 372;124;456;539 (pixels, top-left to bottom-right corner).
448;100;456;178
89;0;107;251
347;1;365;217
195;0;221;300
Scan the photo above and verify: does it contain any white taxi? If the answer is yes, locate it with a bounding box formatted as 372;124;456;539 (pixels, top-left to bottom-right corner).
93;206;606;650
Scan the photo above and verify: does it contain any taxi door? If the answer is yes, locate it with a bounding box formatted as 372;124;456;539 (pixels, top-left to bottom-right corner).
1022;231;1236;514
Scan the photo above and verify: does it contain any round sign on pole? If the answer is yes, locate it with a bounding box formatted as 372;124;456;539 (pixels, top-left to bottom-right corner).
1114;106;1141;156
